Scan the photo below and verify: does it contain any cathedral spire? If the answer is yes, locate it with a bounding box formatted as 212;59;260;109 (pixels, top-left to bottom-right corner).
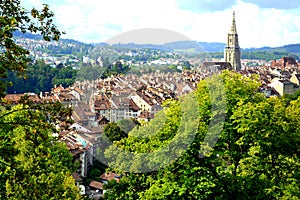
224;11;241;71
230;11;237;34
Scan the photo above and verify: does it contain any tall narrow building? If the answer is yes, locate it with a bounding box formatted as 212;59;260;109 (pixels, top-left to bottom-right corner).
224;11;241;71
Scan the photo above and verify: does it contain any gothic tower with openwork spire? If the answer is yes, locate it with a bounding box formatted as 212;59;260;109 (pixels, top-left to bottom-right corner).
224;11;241;71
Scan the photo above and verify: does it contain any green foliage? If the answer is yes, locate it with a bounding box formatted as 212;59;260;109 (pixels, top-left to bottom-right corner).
0;0;63;98
6;62;77;93
102;70;300;199
88;169;102;181
101;61;130;79
231;97;300;199
209;51;300;61
0;3;82;198
283;89;300;105
0;97;81;199
51;65;77;88
104;122;128;142
103;97;192;172
76;63;104;81
116;118;140;134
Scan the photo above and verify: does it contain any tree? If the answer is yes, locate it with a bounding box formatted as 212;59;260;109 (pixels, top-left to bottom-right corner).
0;97;81;199
0;0;63;98
52;65;77;88
231;97;300;199
6;61;78;94
116;118;140;134
104;122;128;142
0;1;81;199
102;71;300;199
76;63;103;81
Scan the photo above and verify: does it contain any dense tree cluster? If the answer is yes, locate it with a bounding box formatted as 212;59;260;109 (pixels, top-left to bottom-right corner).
104;122;128;142
101;71;300;200
0;97;81;199
0;0;64;98
6;62;77;94
0;1;82;199
101;61;130;79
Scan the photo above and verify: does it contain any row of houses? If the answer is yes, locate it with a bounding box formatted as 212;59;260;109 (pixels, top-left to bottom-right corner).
4;60;300;197
69;71;203;127
1;70;204;194
240;57;300;97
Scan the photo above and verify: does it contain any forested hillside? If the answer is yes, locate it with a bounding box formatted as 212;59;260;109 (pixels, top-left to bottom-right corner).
14;30;300;61
6;62;77;94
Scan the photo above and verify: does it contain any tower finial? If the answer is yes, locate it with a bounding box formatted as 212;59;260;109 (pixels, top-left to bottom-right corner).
230;10;237;34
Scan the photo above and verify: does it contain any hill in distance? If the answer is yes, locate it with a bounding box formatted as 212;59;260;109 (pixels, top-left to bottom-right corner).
13;30;300;54
110;41;225;53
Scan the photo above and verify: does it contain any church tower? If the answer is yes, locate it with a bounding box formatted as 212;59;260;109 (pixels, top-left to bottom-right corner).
224;11;241;71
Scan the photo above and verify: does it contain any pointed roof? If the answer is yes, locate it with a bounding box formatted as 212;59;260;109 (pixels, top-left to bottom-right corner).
230;11;237;34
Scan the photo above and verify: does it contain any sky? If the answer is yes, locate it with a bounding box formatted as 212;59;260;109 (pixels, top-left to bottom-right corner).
22;0;300;48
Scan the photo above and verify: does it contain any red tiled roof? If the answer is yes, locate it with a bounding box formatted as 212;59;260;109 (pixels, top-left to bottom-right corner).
89;181;103;190
94;99;110;110
3;94;42;104
74;87;84;95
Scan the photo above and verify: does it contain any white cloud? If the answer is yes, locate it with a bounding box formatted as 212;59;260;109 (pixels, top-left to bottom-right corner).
21;0;300;48
233;1;300;47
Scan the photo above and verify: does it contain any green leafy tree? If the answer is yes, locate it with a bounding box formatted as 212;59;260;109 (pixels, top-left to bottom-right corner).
52;65;77;88
0;0;63;98
76;63;104;81
104;122;128;142
6;61;77;93
231;97;300;199
116;118;140;134
102;71;300;200
0;1;82;199
0;97;81;199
